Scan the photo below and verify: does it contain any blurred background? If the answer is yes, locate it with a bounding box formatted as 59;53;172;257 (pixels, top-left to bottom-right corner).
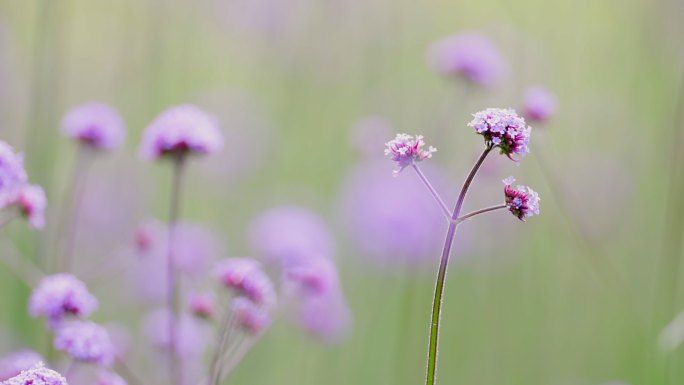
0;0;683;384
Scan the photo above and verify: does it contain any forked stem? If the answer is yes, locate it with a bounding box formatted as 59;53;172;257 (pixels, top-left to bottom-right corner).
412;164;451;220
425;145;492;385
456;204;507;224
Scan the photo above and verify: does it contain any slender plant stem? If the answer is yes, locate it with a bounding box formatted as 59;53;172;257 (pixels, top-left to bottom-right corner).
425;145;492;385
412;164;451;220
61;144;92;272
167;155;186;385
456;204;507;224
209;312;235;385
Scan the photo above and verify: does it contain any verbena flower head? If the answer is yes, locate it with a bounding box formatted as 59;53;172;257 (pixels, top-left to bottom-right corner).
95;371;127;385
0;362;66;385
28;274;98;329
230;297;271;334
0;142;27;195
1;184;47;230
139;104;223;161
249;206;334;267
427;32;506;87
214;258;276;307
283;257;339;297
523;87;557;124
53;321;116;366
384;134;436;174
296;286;352;343
61;102;126;150
503;176;540;221
468;108;531;160
0;350;43;381
188;292;216;320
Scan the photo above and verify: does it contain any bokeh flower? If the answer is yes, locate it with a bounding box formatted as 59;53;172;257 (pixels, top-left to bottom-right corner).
230;297;272;334
141;309;209;358
139;104;223;161
61;102;126;150
215;258;276;307
523;87;557;123
427;32;507;87
0;362;66;385
188;292;216;320
28;274;98;329
0;141;27;196
503;176;540;221
0;350;43;381
468;108;531;160
1;184;46;229
384;134;436;174
249;206;334;267
295;285;352;343
53;321;116;366
95;371;127;385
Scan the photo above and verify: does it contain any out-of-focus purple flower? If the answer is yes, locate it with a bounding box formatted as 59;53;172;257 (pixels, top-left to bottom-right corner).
171;223;219;275
339;160;459;266
1;184;46;229
0;141;27;195
283;257;339;297
296;286;351;344
214;258;276;307
53;321;116;367
523;87;557;124
249;206;334;266
61;103;126;150
0;362;66;385
427;32;507;87
28;274;98;329
94;371;127;385
468;108;531;160
139;105;223;161
384;134;436;175
230;297;271;334
141;309;209;358
503;176;540;221
0;350;43;381
188;292;216;320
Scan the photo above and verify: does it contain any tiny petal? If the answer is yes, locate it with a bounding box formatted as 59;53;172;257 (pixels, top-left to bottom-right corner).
0;362;67;385
61;103;126;150
384;133;436;174
139;105;223;161
53;321;116;366
28;274;98;330
502;176;515;186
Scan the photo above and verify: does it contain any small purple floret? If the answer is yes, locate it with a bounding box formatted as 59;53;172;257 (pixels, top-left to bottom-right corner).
53;321;116;366
61;102;126;150
523;87;557;123
0;362;66;385
384;134;436;174
28;274;98;330
468;108;531;160
503;176;540;221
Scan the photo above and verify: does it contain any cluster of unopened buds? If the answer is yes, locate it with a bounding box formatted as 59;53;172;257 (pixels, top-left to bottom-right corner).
0;102;349;385
385;107;540;385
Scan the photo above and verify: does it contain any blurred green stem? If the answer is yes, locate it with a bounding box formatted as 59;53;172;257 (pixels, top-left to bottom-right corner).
61;144;93;272
425;145;491;385
167;155;186;385
412;164;451;220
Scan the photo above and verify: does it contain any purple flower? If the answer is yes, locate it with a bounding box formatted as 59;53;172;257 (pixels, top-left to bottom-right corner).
503;176;540;221
0;350;43;381
468;108;531;160
249;206;334;266
95;371;127;385
139;105;223;161
61;103;126;150
339;160;460;266
384;134;436;174
283;257;339;297
230;297;271;334
0;141;27;195
427;32;507;87
188;292;216;320
141;309;209;358
296;286;351;344
214;258;276;307
53;321;116;366
0;362;66;385
523;87;557;123
28;274;98;329
1;184;47;229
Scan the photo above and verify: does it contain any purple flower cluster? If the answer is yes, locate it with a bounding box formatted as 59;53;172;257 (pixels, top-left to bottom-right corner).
0;141;46;230
503;176;541;221
53;320;116;366
0;363;66;385
230;297;272;333
384;134;436;174
468;108;531;160
28;274;98;329
139;104;224;161
523;87;557;124
0;351;43;381
61;102;126;150
215;258;277;309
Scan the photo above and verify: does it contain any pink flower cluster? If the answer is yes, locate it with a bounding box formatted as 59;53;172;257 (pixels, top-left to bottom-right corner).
0;363;66;385
503;176;541;221
0;141;45;230
468;108;531;160
384;134;436;174
28;274;98;329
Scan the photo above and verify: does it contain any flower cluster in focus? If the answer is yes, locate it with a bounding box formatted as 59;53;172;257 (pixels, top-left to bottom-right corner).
468;108;531;160
384;134;436;174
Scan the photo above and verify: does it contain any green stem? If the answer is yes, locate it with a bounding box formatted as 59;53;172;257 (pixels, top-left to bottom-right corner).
455;204;507;224
425;145;491;385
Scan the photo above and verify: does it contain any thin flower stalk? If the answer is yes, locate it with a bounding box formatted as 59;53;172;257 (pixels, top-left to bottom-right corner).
411;164;451;220
455;204;507;224
61;144;93;272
